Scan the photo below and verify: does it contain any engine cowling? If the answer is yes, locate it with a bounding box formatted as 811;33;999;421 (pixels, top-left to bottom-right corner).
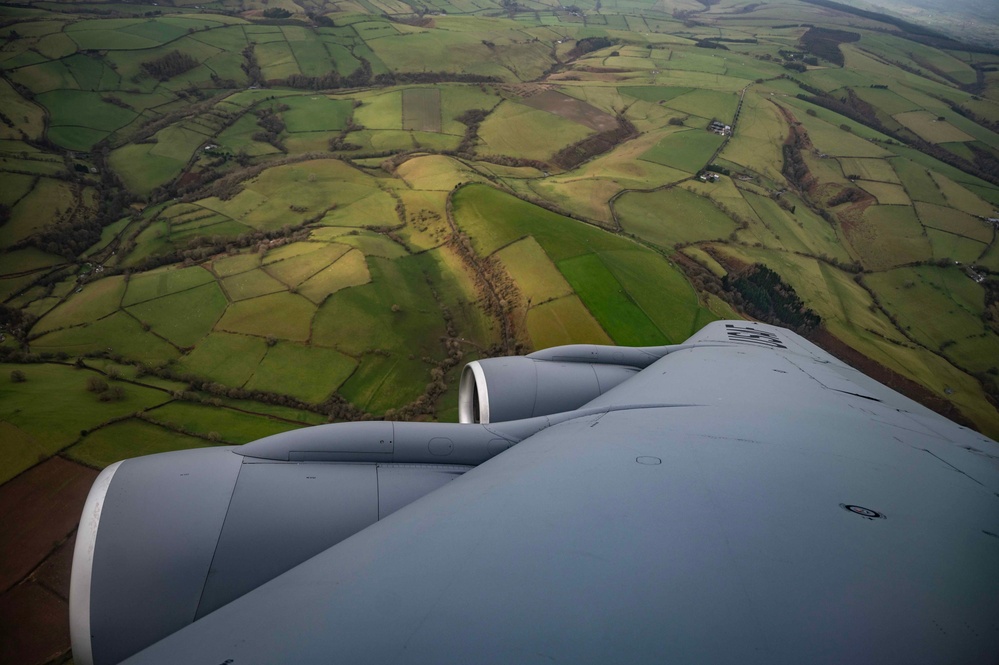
458;356;638;424
70;420;551;665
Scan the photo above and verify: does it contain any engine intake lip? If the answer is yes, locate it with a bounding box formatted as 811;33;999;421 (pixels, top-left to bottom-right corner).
459;361;490;424
70;460;123;665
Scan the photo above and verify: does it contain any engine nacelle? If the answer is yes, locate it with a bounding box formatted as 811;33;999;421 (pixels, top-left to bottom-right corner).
458;356;638;424
70;420;550;665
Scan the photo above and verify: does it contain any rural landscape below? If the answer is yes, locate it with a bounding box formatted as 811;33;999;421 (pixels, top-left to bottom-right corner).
1;0;998;661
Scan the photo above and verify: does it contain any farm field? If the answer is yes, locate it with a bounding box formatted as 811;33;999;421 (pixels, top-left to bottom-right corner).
3;2;999;652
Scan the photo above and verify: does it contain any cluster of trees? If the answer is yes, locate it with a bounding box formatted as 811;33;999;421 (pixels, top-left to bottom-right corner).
280;60;372;90
551;116;636;170
0;304;36;343
241;44;262;87
141;50;199;81
798;26;860;66
85;375;125;401
253;107;288;152
114;222;310;276
694;40;729;50
24;176;128;259
723;265;821;333
567;37;613;59
827;187;866;206
455;108;489;156
328;119;363;151
781;124;814;192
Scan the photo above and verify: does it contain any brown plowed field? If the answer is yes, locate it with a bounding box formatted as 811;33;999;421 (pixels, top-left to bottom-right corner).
0;457;97;665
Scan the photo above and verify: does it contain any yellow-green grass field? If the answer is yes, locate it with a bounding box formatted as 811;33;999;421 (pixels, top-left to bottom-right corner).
0;363;172;482
915;202;993;244
66;418;212;469
222;269;287;301
109;143;187;197
556;250;701;347
640;129;724;173
174;332;268;387
33;276;126;335
494;236;573;304
525;295;613;349
893;111;975;143
335;232;409;259
930;172;996;217
856;181;911;206
147;400;304;443
264;243;351;287
0;178;79;249
215;292;315;342
743;191;853;262
122;265;215;306
925;229;988;264
402;87;442;133
892;157;948;206
395;155;488;191
297;249;371;304
126;282;228;348
477;100;593;162
31;311;180;363
865;266;996;373
453;184;636;260
663;88;740;122
838;157;900;183
281;95;354;133
616;186;738;248
719;92;787;181
848;205;932;270
312;255;446;358
338;352;432;414
212;252;262;277
698;247;998;436
243;342;357;403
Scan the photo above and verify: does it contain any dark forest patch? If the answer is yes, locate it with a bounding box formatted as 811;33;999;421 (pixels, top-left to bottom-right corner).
799;27;860;67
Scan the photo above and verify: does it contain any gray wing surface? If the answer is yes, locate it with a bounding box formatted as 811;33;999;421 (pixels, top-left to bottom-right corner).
123;321;999;664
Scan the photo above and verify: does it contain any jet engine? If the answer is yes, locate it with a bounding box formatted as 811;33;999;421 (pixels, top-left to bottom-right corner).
457;344;675;424
69;419;550;665
70;342;677;665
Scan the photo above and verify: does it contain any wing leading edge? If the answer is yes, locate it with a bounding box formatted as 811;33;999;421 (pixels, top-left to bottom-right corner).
118;321;999;664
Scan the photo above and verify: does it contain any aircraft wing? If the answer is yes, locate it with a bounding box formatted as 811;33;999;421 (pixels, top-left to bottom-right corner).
75;322;999;664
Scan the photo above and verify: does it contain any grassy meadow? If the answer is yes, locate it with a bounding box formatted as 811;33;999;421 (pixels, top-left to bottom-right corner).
1;0;998;488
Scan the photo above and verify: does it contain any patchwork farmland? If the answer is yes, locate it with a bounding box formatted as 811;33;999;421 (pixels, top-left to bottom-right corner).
3;0;999;655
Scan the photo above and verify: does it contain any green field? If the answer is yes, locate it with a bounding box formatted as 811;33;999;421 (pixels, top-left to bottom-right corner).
477;101;594;162
245;341;357;402
640;129;724;173
525;295;612;348
2;0;999;490
402;87;442;133
0;363;172;482
617;186;739;247
216;292;315;342
495;237;574;304
313;255;446;358
67;418;212;468
126;282;227;347
849;205;932;270
865;266;995;372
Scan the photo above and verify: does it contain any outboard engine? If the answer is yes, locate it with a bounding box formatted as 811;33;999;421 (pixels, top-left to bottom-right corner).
458;343;673;423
